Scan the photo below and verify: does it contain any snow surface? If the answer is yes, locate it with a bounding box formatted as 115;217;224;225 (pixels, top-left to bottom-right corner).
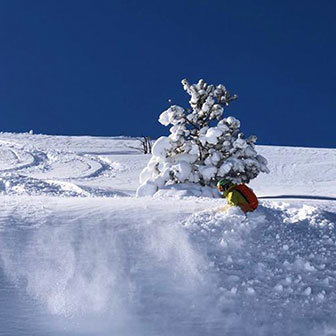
0;132;335;336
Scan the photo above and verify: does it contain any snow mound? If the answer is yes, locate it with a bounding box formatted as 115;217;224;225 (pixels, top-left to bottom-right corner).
183;204;336;335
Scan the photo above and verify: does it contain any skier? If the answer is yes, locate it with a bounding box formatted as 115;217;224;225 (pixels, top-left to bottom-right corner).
217;179;258;213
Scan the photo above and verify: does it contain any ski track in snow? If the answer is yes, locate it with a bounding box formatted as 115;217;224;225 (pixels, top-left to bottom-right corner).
0;135;142;197
0;140;39;172
0;133;335;336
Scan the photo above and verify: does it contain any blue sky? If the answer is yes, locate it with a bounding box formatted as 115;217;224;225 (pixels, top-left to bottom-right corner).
0;0;335;147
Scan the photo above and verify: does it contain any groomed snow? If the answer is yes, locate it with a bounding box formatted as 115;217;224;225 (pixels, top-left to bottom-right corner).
0;132;335;336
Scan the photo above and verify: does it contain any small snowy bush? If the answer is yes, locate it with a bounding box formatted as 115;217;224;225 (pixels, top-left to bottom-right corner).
136;79;269;197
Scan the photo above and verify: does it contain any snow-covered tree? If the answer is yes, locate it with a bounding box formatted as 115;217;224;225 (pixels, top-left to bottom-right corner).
136;79;269;197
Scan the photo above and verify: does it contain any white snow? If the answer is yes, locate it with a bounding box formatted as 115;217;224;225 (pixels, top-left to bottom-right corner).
151;136;172;158
204;127;223;144
0;131;335;336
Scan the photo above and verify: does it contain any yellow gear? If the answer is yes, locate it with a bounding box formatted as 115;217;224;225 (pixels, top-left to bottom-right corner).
222;185;251;212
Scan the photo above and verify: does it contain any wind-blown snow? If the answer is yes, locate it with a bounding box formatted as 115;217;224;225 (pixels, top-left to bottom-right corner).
0;132;335;336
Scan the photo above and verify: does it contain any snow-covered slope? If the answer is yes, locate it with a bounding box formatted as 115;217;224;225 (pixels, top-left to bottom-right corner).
251;145;336;199
0;132;335;336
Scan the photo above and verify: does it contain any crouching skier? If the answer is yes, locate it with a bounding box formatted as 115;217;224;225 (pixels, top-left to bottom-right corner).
217;179;258;213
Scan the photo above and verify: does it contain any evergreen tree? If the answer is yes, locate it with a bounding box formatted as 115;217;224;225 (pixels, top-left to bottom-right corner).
137;79;269;197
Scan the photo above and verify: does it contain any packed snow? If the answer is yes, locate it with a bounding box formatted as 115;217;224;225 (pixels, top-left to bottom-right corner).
0;132;335;336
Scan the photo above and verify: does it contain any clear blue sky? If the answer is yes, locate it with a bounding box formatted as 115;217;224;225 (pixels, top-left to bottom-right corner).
0;0;335;148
